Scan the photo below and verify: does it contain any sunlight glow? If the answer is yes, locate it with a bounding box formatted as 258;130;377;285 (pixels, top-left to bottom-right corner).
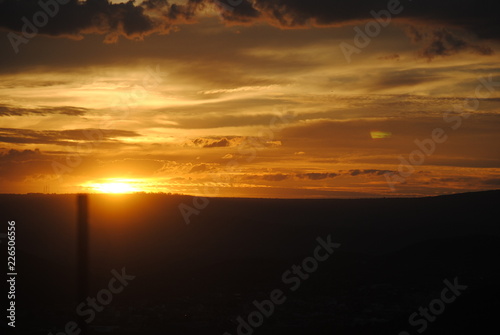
89;182;139;194
79;178;172;194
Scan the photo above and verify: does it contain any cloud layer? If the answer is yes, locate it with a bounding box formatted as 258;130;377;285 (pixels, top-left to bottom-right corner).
0;0;201;42
1;0;499;43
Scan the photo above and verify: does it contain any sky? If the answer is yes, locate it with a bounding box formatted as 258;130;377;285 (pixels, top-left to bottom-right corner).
0;0;499;198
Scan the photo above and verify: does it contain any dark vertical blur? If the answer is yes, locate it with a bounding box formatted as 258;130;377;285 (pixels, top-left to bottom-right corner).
77;194;89;334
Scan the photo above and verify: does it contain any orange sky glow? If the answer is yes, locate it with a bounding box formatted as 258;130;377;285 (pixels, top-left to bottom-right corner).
0;0;499;197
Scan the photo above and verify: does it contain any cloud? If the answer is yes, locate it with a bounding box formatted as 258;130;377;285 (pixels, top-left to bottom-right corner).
0;148;55;182
189;163;208;173
202;138;230;148
296;172;338;180
348;169;394;176
281;116;500;169
253;172;339;182
378;53;400;61
372;69;438;89
263;173;289;181
429;176;499;187
223;0;500;42
2;0;499;46
483;178;500;186
405;26;494;60
0;0;202;42
216;0;261;23
0;128;140;145
160;113;287;130
259;170;397;182
0;104;88;117
193;137;233;148
261;170;395;182
0;148;42;161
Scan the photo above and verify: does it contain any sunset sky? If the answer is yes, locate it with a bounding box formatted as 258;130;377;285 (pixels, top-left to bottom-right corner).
0;0;499;197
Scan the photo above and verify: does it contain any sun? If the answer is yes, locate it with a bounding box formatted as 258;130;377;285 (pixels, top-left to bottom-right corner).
90;182;139;194
80;178;164;194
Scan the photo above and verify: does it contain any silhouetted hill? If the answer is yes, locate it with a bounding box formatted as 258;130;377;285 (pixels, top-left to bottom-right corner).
0;190;499;334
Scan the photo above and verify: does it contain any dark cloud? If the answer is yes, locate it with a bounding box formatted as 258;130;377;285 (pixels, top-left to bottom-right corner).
216;0;260;23
430;176;479;185
192;137;237;148
189;163;208;173
249;0;370;27
263;173;289;181
261;171;397;182
204;138;229;148
229;0;500;42
0;128;140;145
405;26;494;60
296;172;338;180
373;69;438;89
1;0;499;44
349;169;394;176
0;104;88;117
0;148;55;182
0;148;42;161
378;53;400;61
256;172;339;182
267;171;396;180
482;178;500;186
0;0;202;42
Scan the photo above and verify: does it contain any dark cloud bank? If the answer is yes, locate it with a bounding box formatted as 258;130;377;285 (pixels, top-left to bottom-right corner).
1;0;499;43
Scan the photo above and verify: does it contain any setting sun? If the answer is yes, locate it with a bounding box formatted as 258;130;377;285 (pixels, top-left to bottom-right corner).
89;182;139;194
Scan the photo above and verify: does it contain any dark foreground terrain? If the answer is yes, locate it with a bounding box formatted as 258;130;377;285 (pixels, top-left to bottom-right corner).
1;190;499;334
